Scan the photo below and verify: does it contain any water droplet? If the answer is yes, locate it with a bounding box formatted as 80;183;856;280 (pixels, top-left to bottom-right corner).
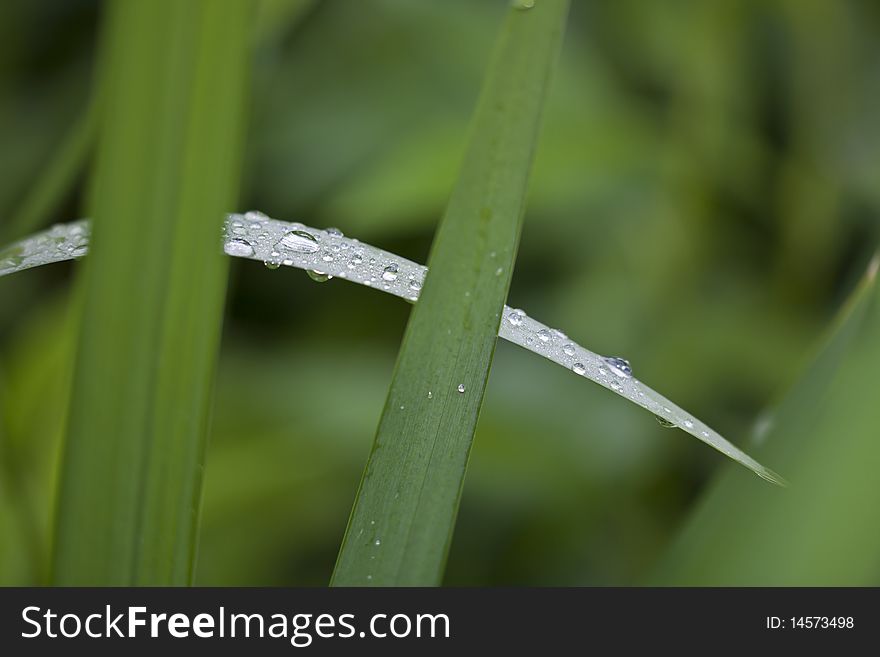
264;251;282;269
457;383;466;393
409;277;422;291
701;430;710;437
495;267;504;276
598;366;608;377
507;309;526;326
683;419;694;429
374;538;381;546
277;230;319;254
244;210;268;222
381;264;399;282
537;328;552;343
655;416;676;428
603;356;632;378
224;238;255;257
325;227;344;237
307;270;332;283
71;244;88;259
572;362;586;376
514;0;535;9
321;251;334;262
563;343;576;356
427;391;433;399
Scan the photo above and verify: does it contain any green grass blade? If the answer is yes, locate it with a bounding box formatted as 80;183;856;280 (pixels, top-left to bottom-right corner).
649;256;880;585
331;0;568;586
1;102;97;243
51;0;253;585
3;212;783;485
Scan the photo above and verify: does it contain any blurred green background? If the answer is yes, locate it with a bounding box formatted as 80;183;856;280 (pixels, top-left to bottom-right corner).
1;0;879;586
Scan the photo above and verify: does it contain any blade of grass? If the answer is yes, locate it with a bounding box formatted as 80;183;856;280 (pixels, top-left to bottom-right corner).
51;0;253;585
331;0;568;586
649;256;880;585
1;213;784;486
1;101;97;243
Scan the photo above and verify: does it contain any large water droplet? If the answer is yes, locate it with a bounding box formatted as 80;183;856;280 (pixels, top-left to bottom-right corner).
562;343;576;356
224;238;255;257
307;270;332;283
604;356;632;378
507;309;526;326
683;419;694;429
513;0;535;10
277;230;319;254
572;362;586;376
537;328;552;343
381;264;399;282
457;383;466;393
655;416;676;428
325;227;344;237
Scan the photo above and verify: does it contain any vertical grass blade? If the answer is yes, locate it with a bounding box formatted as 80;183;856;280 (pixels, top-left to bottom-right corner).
52;0;253;585
332;0;568;586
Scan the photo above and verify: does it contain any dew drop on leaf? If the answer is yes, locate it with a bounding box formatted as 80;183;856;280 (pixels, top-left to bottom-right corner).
603;356;633;378
507;308;525;326
277;230;319;254
223;238;254;257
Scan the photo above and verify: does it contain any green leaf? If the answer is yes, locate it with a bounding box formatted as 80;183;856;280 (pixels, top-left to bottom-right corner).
1;101;97;243
649;256;880;585
51;0;253;585
331;0;569;586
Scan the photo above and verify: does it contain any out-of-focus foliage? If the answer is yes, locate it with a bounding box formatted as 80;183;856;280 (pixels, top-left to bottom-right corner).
650;259;880;585
1;0;878;585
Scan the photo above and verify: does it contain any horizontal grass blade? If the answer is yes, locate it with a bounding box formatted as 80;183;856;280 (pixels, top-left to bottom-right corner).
1;212;784;486
51;0;253;585
331;0;569;586
650;256;880;585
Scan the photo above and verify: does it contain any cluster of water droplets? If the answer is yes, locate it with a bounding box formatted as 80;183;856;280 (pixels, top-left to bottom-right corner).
221;212;427;302
0;220;90;276
0;213;785;486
